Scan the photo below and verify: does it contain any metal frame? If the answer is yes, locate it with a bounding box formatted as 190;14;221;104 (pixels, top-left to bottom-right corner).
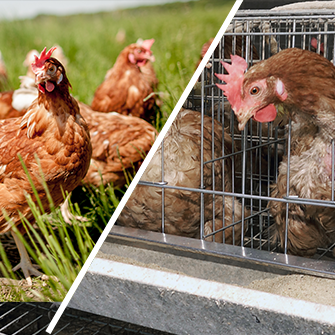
127;9;335;276
109;226;335;279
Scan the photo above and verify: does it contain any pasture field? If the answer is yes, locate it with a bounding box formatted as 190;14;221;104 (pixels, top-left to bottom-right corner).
0;0;234;300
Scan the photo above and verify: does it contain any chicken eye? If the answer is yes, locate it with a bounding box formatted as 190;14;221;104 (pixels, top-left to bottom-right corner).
48;65;57;74
136;49;142;54
250;86;260;95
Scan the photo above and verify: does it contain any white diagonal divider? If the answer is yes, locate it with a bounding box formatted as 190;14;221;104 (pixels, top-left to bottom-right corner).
46;0;243;332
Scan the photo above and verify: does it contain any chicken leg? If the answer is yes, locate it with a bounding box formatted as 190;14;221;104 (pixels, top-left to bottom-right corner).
11;231;44;285
60;193;88;225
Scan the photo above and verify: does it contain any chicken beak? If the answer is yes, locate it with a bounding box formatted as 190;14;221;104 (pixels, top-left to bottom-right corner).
145;52;155;62
234;108;254;131
235;104;278;131
35;70;47;84
35;70;56;93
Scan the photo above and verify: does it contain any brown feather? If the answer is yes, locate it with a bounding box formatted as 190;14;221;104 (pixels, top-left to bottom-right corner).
0;91;26;119
234;48;335;256
118;109;248;244
79;102;157;188
0;57;92;235
91;43;158;121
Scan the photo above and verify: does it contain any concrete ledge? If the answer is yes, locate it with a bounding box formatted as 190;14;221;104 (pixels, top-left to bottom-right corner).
69;257;335;335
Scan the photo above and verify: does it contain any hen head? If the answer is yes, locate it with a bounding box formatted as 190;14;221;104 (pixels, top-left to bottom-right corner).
127;39;156;67
216;54;288;131
31;47;70;94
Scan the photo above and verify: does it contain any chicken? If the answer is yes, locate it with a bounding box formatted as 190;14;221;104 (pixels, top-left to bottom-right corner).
195;38;217;71
0;91;17;119
2;83;157;188
190;34;260;111
0;75;40;120
61;102;157;224
190;36;278;193
118;108;248;244
91;39;158;122
0;47;157;224
0;50;38;120
0;47;68;120
136;38;160;91
60;102;157;224
78;101;157;188
24;46;68;79
0;47;91;283
11;76;38;116
310;37;324;55
216;48;335;256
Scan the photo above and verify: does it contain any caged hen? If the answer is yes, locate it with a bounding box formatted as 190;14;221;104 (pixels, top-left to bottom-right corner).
118;108;248;244
216;48;335;256
0;47;91;283
191;36;279;193
91;39;158;122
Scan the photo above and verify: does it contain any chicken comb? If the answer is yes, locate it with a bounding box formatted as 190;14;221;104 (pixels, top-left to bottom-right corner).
139;39;155;51
215;55;248;111
31;46;57;74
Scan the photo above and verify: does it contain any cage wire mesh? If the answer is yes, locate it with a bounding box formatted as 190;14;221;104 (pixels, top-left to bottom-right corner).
0;303;172;335
136;9;335;266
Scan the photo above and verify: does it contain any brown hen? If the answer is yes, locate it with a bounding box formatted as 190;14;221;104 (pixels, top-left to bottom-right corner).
0;47;68;120
91;39;158;122
217;48;335;256
78;101;157;188
136;39;160;91
24;46;68;79
118;108;248;244
0;48;157;225
61;102;157;224
0;47;91;283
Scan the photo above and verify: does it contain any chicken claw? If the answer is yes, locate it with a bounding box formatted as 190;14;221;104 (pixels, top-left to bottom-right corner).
60;194;88;225
11;232;44;286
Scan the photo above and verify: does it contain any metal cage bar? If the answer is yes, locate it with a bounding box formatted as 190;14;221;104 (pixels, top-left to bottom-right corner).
135;9;335;275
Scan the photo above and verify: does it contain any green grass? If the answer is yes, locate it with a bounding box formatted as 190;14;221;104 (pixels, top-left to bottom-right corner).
0;177;121;301
0;0;234;120
0;0;234;300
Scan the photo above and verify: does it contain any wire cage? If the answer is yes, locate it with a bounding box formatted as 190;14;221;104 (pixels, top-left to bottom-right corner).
118;9;335;277
184;9;335;256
